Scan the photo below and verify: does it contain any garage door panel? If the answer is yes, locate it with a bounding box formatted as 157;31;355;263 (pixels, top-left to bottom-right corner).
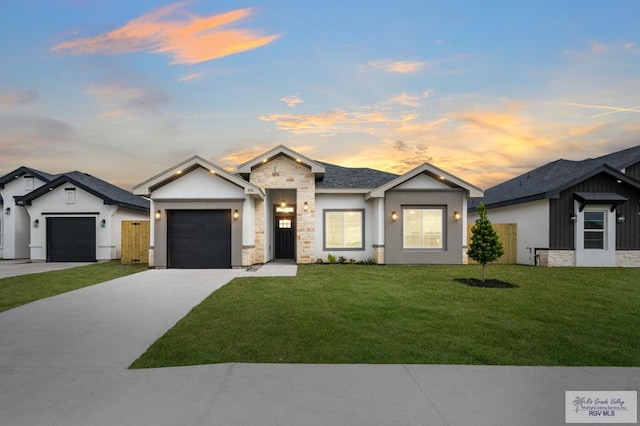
168;210;231;269
47;217;97;262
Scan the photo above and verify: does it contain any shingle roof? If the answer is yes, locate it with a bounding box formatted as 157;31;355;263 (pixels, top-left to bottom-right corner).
18;171;149;212
315;162;398;189
472;145;640;209
0;166;59;187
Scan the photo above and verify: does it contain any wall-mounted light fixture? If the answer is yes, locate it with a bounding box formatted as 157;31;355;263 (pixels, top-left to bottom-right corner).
233;209;239;220
4;207;10;215
570;213;577;223
33;219;39;228
303;202;309;212
100;219;106;228
155;210;161;220
617;215;626;223
453;211;461;221
391;211;398;221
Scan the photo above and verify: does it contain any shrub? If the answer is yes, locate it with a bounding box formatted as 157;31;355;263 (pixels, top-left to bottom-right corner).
327;254;337;264
338;256;347;264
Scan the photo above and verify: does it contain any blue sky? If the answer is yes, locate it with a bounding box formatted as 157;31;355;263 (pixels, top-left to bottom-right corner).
1;1;639;189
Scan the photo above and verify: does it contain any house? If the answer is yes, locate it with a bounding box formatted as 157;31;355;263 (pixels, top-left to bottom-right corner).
0;167;149;262
468;145;640;267
133;145;483;268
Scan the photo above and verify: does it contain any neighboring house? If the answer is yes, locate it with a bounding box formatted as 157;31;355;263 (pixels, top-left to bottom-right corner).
468;145;640;267
0;167;149;262
133;145;483;269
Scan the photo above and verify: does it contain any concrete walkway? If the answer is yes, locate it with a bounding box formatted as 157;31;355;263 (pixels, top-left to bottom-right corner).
0;259;94;279
0;264;637;425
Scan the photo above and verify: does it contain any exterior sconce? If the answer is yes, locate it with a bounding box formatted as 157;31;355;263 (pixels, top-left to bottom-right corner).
33;219;39;228
100;219;106;228
4;207;10;215
233;209;239;220
453;211;461;221
303;202;309;211
280;199;287;208
570;213;577;223
391;211;398;221
617;215;625;223
155;210;161;220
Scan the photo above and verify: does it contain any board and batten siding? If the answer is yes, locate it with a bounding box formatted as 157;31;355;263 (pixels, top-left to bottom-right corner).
624;161;640;181
550;173;640;250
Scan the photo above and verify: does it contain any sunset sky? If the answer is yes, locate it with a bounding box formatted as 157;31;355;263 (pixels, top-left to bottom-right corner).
1;1;639;190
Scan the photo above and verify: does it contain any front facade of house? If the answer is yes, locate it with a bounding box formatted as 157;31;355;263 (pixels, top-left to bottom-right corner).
134;145;483;268
469;145;640;267
0;167;149;262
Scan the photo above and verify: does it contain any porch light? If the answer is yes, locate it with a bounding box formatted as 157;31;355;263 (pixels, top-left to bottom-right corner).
4;207;10;215
280;199;287;208
33;219;39;228
303;202;309;211
233;209;239;220
391;211;398;221
453;211;461;221
617;215;625;223
155;210;161;220
100;219;106;228
570;213;577;223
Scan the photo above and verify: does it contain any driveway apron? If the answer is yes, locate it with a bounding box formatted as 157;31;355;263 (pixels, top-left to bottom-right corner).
0;268;251;425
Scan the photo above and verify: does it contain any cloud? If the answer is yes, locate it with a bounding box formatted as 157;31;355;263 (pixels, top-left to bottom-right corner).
0;91;38;108
367;60;427;73
51;3;280;65
387;91;431;107
280;94;303;108
178;72;204;82
85;83;171;116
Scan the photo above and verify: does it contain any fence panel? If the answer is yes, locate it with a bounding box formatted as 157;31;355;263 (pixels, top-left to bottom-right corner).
467;223;517;264
121;220;150;264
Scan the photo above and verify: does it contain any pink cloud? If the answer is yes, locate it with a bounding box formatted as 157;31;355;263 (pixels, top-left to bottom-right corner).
51;3;280;65
280;95;303;108
367;60;427;73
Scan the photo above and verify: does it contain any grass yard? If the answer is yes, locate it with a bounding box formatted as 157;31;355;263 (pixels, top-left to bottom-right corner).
0;261;148;313
131;264;640;368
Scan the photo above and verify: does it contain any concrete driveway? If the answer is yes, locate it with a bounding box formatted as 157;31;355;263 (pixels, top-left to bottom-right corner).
0;259;94;279
0;264;638;425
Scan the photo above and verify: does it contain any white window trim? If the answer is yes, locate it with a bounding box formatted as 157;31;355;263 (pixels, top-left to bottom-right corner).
323;209;365;251
402;206;446;250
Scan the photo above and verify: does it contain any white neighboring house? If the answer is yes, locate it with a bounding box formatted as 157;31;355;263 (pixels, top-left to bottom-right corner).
468;145;640;267
134;145;483;269
0;167;149;262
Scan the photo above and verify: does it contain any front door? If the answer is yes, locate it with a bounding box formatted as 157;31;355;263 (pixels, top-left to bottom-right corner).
275;214;295;259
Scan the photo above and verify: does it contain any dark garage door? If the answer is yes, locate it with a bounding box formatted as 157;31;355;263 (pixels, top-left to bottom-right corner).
47;217;97;262
168;210;231;269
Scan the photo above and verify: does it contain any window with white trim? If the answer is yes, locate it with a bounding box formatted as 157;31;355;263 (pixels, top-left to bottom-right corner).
583;211;605;249
324;210;364;250
403;207;444;249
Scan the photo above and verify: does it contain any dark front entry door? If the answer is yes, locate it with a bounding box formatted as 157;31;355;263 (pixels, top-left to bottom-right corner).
275;215;295;259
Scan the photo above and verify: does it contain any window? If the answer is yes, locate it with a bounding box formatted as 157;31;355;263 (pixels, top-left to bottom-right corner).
403;208;444;249
324;210;364;250
65;188;76;204
278;219;292;229
25;176;34;190
584;211;605;249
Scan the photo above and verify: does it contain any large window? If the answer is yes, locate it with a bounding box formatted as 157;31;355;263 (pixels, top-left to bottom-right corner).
403;207;444;249
324;210;364;250
584;211;605;249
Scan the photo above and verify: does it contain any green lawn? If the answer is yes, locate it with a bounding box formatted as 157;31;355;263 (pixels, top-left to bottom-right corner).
131;264;640;368
0;261;148;313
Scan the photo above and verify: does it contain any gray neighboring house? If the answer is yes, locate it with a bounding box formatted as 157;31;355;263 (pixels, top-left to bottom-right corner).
0;167;149;262
469;145;640;267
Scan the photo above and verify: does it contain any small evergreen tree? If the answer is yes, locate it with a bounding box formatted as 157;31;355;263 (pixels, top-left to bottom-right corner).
467;202;504;283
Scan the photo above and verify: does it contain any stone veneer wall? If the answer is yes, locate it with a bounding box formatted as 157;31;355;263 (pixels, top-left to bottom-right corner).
615;250;640;267
462;247;468;265
372;246;385;264
242;246;255;267
537;249;575;267
250;156;316;264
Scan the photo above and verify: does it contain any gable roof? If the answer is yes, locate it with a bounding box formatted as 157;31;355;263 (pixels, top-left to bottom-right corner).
133;155;264;198
16;171;150;212
315;162;398;190
0;166;58;188
237;145;326;176
472;145;640;210
368;162;484;199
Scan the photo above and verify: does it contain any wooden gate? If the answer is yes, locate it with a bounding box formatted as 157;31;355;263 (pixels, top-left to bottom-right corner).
121;220;150;264
467;223;517;264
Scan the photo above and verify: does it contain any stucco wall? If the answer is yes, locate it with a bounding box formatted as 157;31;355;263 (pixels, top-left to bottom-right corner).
384;190;465;264
470;199;549;265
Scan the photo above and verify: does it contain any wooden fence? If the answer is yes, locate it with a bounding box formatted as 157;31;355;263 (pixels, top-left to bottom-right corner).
466;223;517;264
121;220;150;264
